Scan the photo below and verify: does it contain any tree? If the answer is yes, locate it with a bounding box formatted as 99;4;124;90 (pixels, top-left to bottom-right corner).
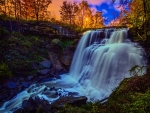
76;0;91;28
93;11;104;28
29;0;52;21
60;1;78;25
113;0;150;41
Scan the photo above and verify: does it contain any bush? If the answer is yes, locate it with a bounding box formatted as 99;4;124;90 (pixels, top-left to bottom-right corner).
59;40;74;50
0;26;9;37
58;101;105;113
51;39;61;45
0;62;12;78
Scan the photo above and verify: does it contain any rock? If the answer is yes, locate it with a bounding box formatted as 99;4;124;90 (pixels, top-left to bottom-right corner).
33;96;51;113
22;100;30;109
23;97;37;111
60;47;74;69
52;96;87;108
100;31;105;39
39;59;51;68
40;76;52;82
40;69;50;75
0;90;9;101
48;52;64;71
32;62;38;69
22;97;51;113
13;108;24;113
6;81;17;89
22;82;29;88
27;76;34;81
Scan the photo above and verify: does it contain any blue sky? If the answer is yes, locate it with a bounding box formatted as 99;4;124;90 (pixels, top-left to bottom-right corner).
48;0;121;24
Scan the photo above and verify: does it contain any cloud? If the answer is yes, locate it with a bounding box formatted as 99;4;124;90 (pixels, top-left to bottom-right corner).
102;9;108;15
112;1;123;11
48;0;121;21
74;0;112;5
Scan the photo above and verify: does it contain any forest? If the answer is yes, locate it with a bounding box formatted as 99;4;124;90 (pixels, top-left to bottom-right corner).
0;0;150;113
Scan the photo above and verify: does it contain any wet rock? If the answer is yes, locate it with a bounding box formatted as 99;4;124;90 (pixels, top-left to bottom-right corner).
22;97;51;113
40;76;52;82
60;47;74;67
99;31;105;39
0;90;9;101
52;96;87;108
40;69;50;75
25;97;37;110
22;100;30;109
48;52;64;71
39;59;51;68
34;97;51;112
22;82;29;88
13;108;24;113
6;81;17;89
68;92;79;96
27;76;34;81
20;77;25;81
32;62;38;69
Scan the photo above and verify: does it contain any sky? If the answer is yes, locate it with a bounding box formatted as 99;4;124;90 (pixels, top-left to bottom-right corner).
48;0;121;24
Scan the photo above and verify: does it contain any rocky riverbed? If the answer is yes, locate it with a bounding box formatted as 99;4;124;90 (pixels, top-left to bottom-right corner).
0;43;89;113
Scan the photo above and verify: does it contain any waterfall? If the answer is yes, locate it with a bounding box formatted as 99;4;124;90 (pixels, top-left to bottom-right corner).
69;29;146;100
0;29;146;112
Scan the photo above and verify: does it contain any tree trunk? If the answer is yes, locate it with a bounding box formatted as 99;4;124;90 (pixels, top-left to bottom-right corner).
143;0;148;41
36;13;39;21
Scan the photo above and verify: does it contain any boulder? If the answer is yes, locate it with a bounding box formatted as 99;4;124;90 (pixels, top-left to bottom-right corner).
5;81;17;89
52;96;87;108
39;59;51;68
22;82;29;88
22;100;30;109
60;47;75;69
22;97;51;113
27;76;34;81
39;69;50;75
48;51;64;71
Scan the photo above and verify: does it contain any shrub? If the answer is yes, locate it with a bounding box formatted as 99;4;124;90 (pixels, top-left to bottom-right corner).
0;26;9;37
0;62;12;78
59;40;74;50
58;101;105;113
51;39;61;45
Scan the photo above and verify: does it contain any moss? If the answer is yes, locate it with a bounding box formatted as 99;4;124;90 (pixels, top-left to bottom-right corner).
1;32;48;76
58;101;105;113
106;75;150;113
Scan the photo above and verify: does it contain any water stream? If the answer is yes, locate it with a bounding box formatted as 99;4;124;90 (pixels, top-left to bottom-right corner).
0;29;146;113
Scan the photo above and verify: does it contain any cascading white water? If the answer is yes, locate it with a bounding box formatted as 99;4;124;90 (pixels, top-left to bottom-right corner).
0;29;146;112
69;29;146;100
